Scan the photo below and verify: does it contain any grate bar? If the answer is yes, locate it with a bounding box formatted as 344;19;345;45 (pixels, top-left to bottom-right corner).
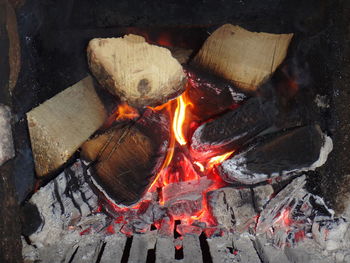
182;234;203;263
99;234;127;263
71;238;103;263
155;236;175;263
232;235;261;263
128;231;157;263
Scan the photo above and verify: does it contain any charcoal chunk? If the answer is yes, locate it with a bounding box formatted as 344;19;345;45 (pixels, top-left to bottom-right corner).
191;97;278;160
218;125;333;185
186;69;248;120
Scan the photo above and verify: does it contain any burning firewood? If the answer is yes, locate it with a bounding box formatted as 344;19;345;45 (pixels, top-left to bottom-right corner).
186;68;248;120
27;76;107;177
81;109;169;205
192;24;293;91
87;34;186;108
218;125;333;185
190;97;278;160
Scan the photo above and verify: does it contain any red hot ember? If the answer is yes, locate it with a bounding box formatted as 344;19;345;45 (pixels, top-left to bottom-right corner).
85;64;333;241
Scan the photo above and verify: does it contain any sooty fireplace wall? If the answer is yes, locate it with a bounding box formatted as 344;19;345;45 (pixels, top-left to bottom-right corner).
1;0;350;262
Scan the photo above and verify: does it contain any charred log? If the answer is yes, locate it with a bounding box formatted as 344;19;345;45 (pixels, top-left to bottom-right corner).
81;109;169;205
218;125;333;185
190;97;278;160
186;68;248;120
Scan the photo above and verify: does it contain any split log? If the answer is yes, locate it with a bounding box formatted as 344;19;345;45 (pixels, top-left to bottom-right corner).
81;109;169;205
219;125;333;185
190;97;278;160
87;34;186;108
192;24;293;91
27;76;107;177
186;68;248;120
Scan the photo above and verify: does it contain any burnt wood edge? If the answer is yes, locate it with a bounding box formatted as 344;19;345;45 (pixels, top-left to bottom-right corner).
0;1;23;262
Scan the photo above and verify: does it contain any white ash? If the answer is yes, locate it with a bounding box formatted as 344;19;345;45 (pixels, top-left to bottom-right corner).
207;187;256;231
252;184;274;212
27;160;101;248
309;133;333;170
220;132;333;185
256;175;345;249
312;218;350;251
23;158;350;262
228;87;247;102
162;177;212;205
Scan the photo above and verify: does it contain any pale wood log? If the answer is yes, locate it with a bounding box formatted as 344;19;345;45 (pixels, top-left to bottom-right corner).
87;34;186;108
192;24;293;91
27;76;107;177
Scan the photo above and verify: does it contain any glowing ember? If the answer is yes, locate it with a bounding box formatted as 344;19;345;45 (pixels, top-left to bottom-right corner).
115;102;139;121
101;74;239;235
275;208;293;227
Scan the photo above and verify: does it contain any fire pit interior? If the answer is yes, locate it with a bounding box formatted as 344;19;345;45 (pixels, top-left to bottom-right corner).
1;0;350;263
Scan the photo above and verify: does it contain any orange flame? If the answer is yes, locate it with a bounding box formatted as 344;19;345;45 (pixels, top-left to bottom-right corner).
207;151;234;169
173;95;192;145
115;102;139;121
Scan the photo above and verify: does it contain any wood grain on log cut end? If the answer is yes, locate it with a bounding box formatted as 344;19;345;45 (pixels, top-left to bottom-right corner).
81;125;159;205
81;109;169;205
192;24;293;91
87;34;186;108
27;76;107;177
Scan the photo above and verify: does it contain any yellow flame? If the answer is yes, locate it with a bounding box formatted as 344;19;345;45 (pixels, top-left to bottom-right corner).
207;151;234;169
173;96;191;145
194;161;205;172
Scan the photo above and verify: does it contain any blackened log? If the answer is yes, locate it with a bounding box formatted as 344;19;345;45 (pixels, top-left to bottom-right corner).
81;109;169;205
190;97;278;160
186;68;248;120
218;125;333;185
